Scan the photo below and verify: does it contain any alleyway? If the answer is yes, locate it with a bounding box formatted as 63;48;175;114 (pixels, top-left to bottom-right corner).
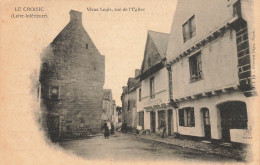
57;133;240;162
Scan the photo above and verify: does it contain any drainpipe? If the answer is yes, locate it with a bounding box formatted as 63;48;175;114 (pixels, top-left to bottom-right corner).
167;63;179;136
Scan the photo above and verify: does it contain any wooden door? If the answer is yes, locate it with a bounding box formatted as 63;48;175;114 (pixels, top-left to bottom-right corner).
202;108;211;139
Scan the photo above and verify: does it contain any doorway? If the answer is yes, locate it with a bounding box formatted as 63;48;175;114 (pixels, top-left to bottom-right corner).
168;110;173;136
150;111;156;133
217;101;248;142
138;112;144;129
201;108;211;139
47;114;60;140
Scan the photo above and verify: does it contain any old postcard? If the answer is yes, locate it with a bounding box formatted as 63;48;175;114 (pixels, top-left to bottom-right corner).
0;0;259;164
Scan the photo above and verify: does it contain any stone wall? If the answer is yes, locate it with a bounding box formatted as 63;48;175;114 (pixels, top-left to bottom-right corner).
40;10;105;139
235;20;254;96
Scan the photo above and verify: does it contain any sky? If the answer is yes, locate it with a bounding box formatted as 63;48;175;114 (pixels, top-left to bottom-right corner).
78;0;178;105
1;0;178;105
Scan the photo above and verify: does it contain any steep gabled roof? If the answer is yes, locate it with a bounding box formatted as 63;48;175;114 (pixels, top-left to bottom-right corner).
140;30;169;77
50;10;101;55
148;30;169;57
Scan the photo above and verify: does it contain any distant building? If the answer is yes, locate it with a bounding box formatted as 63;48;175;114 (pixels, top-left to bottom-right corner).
102;89;118;125
166;0;256;143
40;10;105;140
136;30;172;135
121;70;141;131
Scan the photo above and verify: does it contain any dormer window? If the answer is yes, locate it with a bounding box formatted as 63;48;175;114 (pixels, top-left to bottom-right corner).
182;15;196;42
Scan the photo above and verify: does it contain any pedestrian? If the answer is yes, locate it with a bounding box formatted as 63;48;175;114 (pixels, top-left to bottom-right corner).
103;120;109;139
107;120;111;134
122;120;127;133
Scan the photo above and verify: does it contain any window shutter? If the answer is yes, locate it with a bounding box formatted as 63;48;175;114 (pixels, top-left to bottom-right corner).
190;16;196;37
197;54;202;75
190;108;195;127
179;109;184;126
183;22;190;42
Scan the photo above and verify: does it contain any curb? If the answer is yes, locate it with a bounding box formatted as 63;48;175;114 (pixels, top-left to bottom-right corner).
135;135;245;161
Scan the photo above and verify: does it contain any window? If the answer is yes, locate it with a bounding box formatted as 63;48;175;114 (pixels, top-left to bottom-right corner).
187;109;195;126
86;44;88;49
203;109;210;126
150;77;155;99
49;86;60;100
189;51;202;81
139;88;142;102
179;107;195;127
182;15;196;42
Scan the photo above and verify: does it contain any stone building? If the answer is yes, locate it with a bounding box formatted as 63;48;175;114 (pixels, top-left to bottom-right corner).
166;0;256;143
102;89;118;125
121;70;140;131
40;10;105;140
136;30;172;136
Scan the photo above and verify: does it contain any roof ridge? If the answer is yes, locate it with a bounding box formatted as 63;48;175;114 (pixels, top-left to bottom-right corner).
148;30;169;35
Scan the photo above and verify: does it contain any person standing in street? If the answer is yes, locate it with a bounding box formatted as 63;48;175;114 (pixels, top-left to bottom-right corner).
103;120;109;139
107;120;111;135
122;120;127;133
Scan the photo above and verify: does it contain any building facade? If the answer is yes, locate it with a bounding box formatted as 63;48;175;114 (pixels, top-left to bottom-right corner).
136;31;173;136
121;71;140;131
166;0;256;143
40;10;105;140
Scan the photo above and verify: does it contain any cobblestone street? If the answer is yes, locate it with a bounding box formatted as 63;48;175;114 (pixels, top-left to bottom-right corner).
57;133;242;162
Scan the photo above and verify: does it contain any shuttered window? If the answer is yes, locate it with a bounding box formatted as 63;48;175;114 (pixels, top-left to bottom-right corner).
179;107;195;127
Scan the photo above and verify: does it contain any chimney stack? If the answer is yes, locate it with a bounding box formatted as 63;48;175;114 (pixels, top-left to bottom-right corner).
69;10;82;24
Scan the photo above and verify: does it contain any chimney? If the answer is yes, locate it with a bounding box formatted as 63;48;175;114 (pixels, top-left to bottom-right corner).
135;69;140;78
69;10;82;24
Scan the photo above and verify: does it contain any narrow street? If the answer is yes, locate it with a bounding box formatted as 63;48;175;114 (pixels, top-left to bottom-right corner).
57;133;240;162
